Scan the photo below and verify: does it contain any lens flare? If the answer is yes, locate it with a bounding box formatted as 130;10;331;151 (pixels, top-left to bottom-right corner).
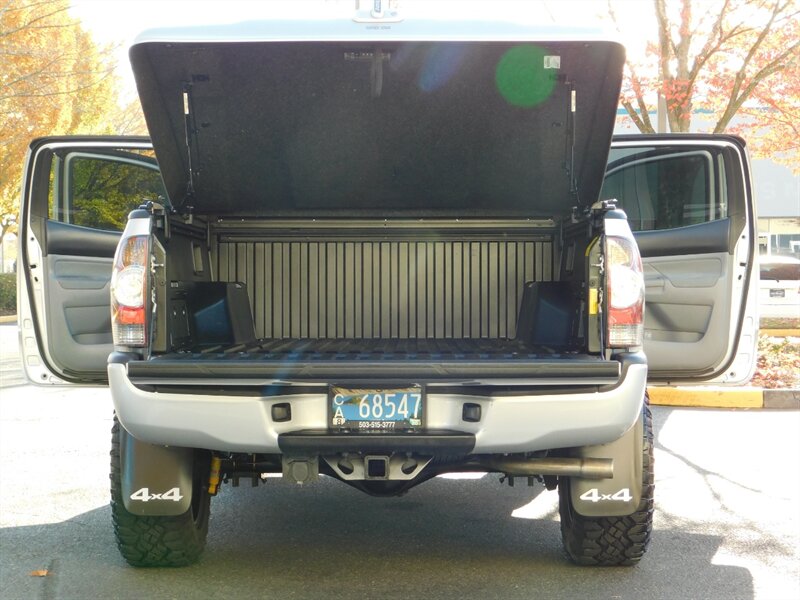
495;45;556;108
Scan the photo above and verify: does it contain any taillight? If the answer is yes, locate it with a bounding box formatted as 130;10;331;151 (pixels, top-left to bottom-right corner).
111;234;149;347
605;234;644;347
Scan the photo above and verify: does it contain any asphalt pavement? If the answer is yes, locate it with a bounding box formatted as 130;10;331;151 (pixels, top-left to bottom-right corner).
1;323;799;599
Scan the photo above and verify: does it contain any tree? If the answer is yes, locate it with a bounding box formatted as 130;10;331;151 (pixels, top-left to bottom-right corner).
70;153;164;231
608;0;800;171
0;0;123;245
111;97;148;137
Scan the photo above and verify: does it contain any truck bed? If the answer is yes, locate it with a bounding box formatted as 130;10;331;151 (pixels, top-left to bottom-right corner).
145;219;609;384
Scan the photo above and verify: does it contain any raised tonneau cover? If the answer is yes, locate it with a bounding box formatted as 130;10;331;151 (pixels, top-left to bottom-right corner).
129;22;624;216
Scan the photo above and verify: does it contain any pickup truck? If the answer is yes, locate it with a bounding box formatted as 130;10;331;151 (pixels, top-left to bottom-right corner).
16;16;758;567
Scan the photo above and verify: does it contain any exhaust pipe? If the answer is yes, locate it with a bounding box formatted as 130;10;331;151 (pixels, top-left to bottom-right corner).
478;457;613;480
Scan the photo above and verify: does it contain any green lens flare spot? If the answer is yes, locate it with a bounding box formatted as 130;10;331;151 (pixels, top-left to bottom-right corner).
496;45;556;108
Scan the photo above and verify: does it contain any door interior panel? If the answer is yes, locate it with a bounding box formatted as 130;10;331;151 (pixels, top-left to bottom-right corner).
645;303;712;338
645;258;723;289
44;252;114;374
43;220;118;376
53;257;114;289
637;244;735;373
63;306;112;344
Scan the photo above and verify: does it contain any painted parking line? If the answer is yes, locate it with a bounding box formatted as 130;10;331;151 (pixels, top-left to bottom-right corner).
649;387;799;409
648;387;764;409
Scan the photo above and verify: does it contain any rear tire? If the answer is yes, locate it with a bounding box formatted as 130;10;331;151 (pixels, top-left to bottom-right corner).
558;398;654;566
110;418;211;567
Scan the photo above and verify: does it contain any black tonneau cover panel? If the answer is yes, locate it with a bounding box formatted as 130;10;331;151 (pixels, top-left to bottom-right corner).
130;38;624;215
126;338;620;383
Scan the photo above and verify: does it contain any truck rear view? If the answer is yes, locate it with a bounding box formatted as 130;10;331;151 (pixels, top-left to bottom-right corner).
33;19;658;567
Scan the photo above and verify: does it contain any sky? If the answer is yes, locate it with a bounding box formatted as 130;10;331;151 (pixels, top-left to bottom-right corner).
69;0;655;101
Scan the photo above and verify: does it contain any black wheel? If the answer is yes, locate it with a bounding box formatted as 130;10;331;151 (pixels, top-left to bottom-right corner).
110;418;211;567
558;398;654;566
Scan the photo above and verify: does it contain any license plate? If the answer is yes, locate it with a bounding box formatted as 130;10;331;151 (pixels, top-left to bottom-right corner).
769;288;786;298
330;386;424;431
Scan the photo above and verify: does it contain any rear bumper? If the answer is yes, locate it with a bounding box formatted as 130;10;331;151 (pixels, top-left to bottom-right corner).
108;356;647;454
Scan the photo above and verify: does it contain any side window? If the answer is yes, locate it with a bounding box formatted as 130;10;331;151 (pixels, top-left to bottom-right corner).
48;150;167;232
602;147;725;232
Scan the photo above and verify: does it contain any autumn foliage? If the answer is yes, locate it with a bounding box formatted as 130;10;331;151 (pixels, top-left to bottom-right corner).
750;334;800;388
0;0;145;243
609;0;800;172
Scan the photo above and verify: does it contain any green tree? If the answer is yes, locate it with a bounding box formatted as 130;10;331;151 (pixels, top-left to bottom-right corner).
70;155;165;231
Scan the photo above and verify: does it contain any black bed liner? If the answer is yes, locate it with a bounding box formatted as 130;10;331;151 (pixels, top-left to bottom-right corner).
193;337;555;356
127;338;620;383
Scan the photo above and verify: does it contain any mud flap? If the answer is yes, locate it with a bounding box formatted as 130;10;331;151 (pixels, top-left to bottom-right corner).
119;423;194;516
569;410;644;517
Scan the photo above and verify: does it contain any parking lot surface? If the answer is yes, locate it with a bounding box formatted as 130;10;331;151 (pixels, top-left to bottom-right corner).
1;324;798;599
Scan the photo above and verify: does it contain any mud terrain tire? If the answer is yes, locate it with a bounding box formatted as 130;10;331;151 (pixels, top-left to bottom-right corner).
110;418;210;567
558;398;654;566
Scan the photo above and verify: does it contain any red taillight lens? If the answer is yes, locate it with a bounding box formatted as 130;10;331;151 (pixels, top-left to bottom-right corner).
605;235;644;347
111;235;149;347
